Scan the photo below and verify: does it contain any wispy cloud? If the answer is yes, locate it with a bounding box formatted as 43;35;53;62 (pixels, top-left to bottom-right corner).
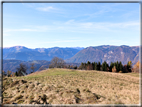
65;19;75;24
4;20;139;37
36;6;56;12
63;20;139;32
22;3;36;8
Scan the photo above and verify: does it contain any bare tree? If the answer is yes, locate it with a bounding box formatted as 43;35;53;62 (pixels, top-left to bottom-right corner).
30;63;36;73
7;70;11;77
49;57;65;68
16;63;27;76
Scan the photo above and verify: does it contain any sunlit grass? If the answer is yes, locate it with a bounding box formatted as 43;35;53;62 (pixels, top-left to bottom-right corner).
3;68;139;104
123;72;139;77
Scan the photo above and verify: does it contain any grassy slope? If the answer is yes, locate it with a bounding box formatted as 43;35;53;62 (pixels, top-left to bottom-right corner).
3;68;139;104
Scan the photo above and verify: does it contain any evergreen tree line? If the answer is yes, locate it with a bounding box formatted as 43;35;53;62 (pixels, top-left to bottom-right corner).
78;61;132;73
2;57;134;78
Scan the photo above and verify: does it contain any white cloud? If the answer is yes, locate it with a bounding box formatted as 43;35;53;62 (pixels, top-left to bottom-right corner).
22;3;35;8
36;6;56;12
63;20;139;33
3;20;139;37
65;19;75;24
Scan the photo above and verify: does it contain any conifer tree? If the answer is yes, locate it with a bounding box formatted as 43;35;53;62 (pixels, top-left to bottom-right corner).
92;62;94;70
87;61;90;65
15;71;18;76
97;62;101;70
116;61;119;72
109;62;114;72
94;62;97;70
102;61;109;71
102;61;105;71
119;61;123;72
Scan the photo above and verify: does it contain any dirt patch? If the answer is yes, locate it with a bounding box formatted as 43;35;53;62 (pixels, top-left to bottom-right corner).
10;81;19;87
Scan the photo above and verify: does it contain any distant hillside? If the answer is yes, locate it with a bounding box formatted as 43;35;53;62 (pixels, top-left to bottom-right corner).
65;45;139;65
3;46;82;61
3;59;81;74
3;45;139;67
3;60;50;74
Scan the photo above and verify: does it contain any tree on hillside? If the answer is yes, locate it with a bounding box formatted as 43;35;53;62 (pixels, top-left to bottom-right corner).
119;61;123;72
123;65;128;73
133;61;140;73
87;64;93;70
15;71;18;76
94;62;97;70
91;62;94;70
116;61;119;72
7;70;11;77
97;62;101;70
127;61;132;72
16;63;27;76
102;61;109;71
109;62;114;72
87;61;91;65
79;62;86;70
30;63;36;73
49;57;65;68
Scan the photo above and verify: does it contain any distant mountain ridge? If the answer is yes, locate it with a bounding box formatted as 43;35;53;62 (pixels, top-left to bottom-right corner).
3;46;83;61
3;45;139;65
65;45;139;65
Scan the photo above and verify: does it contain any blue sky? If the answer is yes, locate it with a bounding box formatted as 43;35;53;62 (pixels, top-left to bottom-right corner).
3;3;140;49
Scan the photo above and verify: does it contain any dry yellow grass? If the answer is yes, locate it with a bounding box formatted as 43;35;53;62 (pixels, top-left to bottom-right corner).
2;68;140;105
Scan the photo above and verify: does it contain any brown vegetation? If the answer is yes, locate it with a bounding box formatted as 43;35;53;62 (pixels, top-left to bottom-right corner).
132;61;140;73
2;68;139;105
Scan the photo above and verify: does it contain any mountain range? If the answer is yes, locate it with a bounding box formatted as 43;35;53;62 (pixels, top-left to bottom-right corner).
3;46;83;61
65;45;139;65
3;45;139;73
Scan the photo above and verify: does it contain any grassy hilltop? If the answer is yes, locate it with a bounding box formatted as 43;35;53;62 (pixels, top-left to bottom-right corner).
3;68;139;104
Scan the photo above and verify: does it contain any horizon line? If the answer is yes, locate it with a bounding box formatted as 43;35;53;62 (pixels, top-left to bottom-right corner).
3;45;140;49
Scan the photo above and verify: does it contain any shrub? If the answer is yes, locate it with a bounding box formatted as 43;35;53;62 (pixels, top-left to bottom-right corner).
112;66;117;73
